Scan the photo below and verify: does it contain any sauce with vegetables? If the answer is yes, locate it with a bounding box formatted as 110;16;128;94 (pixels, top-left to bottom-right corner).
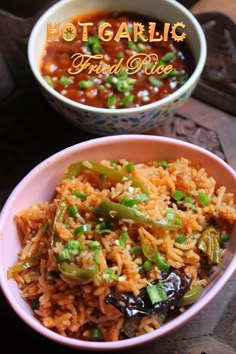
40;11;195;109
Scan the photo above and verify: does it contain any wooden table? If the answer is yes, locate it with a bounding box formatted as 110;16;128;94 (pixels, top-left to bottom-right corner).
0;1;236;353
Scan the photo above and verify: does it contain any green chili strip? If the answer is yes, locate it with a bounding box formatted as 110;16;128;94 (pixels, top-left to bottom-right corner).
198;227;223;265
62;161;149;195
7;252;41;278
177;285;204;306
93;200;181;230
51;199;68;248
58;262;98;281
51;198;97;281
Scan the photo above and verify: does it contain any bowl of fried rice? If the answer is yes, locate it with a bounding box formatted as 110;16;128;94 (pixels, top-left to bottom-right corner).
0;135;236;351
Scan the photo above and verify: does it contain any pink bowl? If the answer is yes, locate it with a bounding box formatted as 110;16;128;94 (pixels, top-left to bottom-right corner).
0;135;236;351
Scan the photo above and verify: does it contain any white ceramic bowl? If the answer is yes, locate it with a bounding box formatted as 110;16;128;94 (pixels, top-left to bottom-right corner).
0;135;236;351
28;0;207;135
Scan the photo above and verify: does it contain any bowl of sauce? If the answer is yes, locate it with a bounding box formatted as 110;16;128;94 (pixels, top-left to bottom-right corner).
28;0;207;135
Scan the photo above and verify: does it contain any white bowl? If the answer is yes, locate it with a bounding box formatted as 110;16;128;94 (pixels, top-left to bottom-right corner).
28;0;207;135
0;135;235;351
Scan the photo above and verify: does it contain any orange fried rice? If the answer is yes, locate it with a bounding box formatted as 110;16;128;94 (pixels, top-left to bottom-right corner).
8;157;236;341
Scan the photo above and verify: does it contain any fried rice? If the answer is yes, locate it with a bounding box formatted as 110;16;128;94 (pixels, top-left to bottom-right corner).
8;157;236;341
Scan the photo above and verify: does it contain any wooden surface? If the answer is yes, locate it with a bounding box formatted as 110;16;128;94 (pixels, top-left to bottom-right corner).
0;1;236;353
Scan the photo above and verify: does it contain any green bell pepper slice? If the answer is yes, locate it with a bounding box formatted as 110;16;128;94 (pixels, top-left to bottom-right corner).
7;252;41;278
198;227;223;265
62;161;149;195
177;285;204;306
58;261;98;281
93;200;181;230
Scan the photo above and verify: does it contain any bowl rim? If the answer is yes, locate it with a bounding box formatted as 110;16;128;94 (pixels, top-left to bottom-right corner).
27;0;207;114
0;134;236;350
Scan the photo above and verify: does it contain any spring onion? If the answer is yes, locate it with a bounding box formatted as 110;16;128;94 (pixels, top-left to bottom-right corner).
68;205;78;217
154;252;171;272
79;80;94;89
72;190;88;199
198;191;210;206
74;224;89;236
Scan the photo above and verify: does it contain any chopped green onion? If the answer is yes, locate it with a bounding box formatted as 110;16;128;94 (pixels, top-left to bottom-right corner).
179;75;188;86
137;42;147;50
128;41;138;51
90;325;103;340
133;193;149;202
220;233;230;244
43;75;54;88
119;231;129;248
175;234;186;244
143;260;153;271
165;208;183;227
130;245;142;256
121;197;137;207
41;222;49;232
121;94;134;106
116;80;130;93
102;268;119;282
64;240;83;256
87;35;102;54
154;252;171;272
74;224;89;236
74;191;87;200
79;80;94;89
158;160;169;169
185;196;194;204
161;52;176;62
97;20;105;27
57;248;70;261
98;84;105;91
106;95;116;108
88;241;101;250
95;221;113;234
146;283;167;304
72;190;88;199
117;52;125;58
117;67;128;79
59;75;73;85
162;69;181;79
198;191;210;206
68;205;78;217
125;161;135;173
149;76;163;87
172;190;184;202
